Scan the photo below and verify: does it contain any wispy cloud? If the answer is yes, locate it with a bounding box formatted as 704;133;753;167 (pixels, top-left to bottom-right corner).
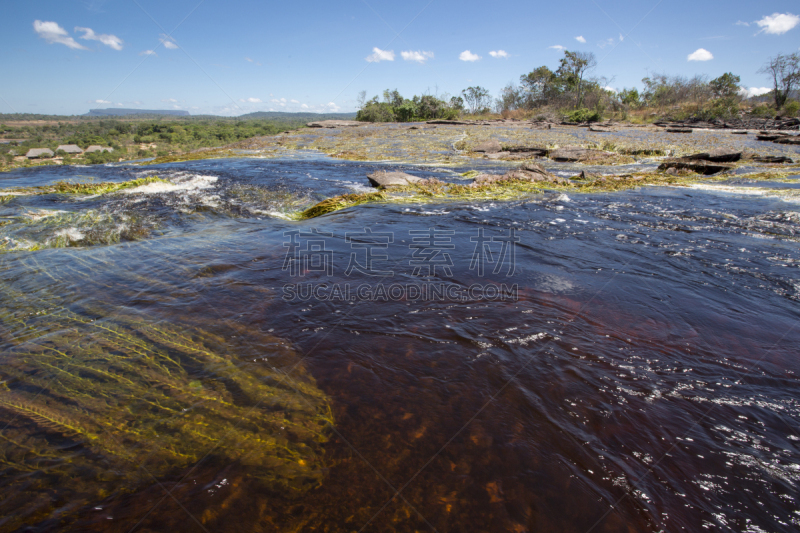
459;50;481;61
33;20;87;50
328;102;341;112
75;26;123;50
401;50;434;63
162;98;178;103
90;99;111;104
489;50;509;58
140;49;157;56
619;33;624;41
159;34;178;49
290;99;300;103
244;57;262;65
735;20;750;27
755;12;800;35
301;104;309;109
575;36;586;43
687;48;713;61
597;38;615;49
366;47;395;62
240;97;261;103
548;45;565;51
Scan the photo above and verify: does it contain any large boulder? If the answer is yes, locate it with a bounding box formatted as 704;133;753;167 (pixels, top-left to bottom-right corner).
472;140;502;153
367;171;423;188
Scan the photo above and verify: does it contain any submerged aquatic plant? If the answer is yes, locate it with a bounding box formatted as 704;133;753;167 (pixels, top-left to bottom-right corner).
0;291;333;529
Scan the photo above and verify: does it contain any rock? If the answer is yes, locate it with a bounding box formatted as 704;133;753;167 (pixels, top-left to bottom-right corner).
756;132;788;141
530;123;552;130
657;159;733;175
504;146;548;156
730;130;748;135
548;146;610;162
367;171;423;188
665;127;693;133
773;136;800;145
589;125;614;132
684;148;742;163
426;120;473;125
752;155;794;164
472;140;502;153
484;151;512;159
306;120;362;128
470;162;569;187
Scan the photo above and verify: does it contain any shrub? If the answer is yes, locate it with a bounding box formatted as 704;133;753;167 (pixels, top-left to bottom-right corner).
566;108;601;122
750;105;774;117
783;100;799;117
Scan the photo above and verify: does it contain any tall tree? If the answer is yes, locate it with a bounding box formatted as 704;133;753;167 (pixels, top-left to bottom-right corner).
556;51;597;108
461;86;491;114
520;66;559;107
709;73;741;99
758;53;800;109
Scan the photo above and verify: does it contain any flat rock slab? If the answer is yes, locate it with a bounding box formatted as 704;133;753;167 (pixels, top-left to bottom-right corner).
307;120;362;128
588;125;615;132
665;127;693;133
730;130;748;135
658;159;733;175
752;155;794;164
472;140;503;153
756;133;789;141
530;123;552;130
367;171;423;187
773;136;800;145
472;162;569;186
504;146;548;156
684;148;742;163
549;147;611;163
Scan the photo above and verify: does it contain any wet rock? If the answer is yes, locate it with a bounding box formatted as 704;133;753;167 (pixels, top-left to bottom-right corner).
367;171;423;187
755;132;788;141
504;145;548;156
306;120;362;128
657;159;733;175
665;127;693;133
472;140;503;153
684;148;742;163
752;155;794;164
773;136;800;145
730;130;748;135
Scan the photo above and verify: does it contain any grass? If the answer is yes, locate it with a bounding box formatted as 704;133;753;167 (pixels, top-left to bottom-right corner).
2;176;168;196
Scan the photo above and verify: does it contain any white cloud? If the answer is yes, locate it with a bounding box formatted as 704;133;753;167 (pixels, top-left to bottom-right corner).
756;13;800;35
280;98;286;103
604;86;617;93
116;103;123;106
301;104;309;109
133;101;143;105
291;99;300;103
328;102;341;111
548;45;565;51
598;38;615;49
401;50;434;63
245;57;253;62
735;20;750;27
162;98;178;103
74;27;123;50
459;50;481;61
271;99;279;103
159;34;178;49
687;48;713;61
619;33;624;41
489;50;509;58
33;20;87;50
575;36;586;43
739;86;772;98
366;47;395;62
280;102;286;107
91;99;111;104
240;97;261;103
140;49;157;56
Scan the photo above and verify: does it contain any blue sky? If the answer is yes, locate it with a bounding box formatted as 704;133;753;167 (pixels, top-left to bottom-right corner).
2;1;799;116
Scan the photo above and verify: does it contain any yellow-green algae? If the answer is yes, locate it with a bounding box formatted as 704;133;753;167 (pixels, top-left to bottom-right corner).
0;285;333;529
1;176;168;196
295;168;798;219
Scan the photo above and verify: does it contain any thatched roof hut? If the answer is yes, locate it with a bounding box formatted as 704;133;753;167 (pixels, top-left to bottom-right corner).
56;144;83;154
26;148;54;159
85;145;114;153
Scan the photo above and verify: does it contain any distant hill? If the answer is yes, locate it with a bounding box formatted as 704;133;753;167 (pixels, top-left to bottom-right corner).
238;111;356;120
85;108;191;117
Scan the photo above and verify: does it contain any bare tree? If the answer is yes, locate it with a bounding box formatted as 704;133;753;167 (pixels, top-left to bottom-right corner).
758;53;800;110
356;90;367;109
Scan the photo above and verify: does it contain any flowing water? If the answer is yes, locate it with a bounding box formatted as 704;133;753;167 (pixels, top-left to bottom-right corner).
1;133;800;532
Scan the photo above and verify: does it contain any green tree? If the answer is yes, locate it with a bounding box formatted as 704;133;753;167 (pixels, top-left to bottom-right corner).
520;66;559;107
556;51;597;108
709;72;741;99
758;53;800;110
461;86;491;114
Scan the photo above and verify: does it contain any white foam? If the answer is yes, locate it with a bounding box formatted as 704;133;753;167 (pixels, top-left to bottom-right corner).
125;174;218;195
54;227;85;242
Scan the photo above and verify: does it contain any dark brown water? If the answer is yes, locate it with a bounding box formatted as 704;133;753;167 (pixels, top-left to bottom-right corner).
1;153;800;532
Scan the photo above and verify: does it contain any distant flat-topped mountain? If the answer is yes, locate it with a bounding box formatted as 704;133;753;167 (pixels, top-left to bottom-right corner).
85;108;191;117
238;111;357;120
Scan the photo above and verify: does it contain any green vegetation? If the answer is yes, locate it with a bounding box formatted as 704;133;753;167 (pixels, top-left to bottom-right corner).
0;280;333;529
759;53;800;110
355;89;461;122
2;176;168;196
566;108;602;123
0;115;312;171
